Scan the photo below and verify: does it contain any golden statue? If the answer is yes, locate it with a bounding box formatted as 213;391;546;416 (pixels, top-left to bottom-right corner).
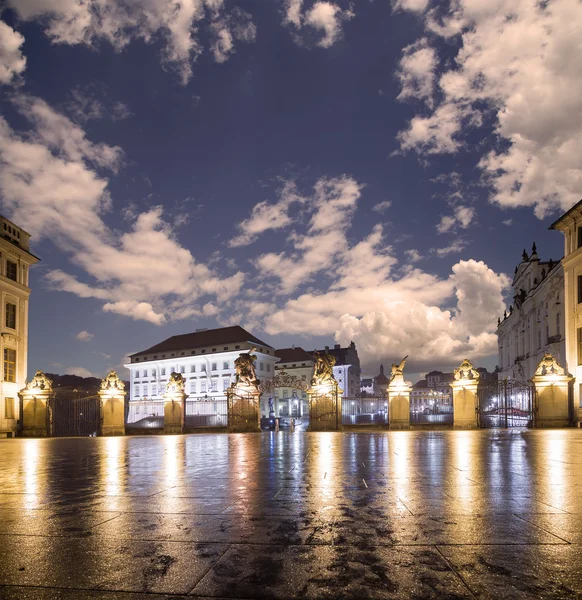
311;351;336;386
100;370;125;391
390;356;408;382
234;349;260;389
26;370;53;391
454;359;480;381
166;372;186;394
534;353;565;376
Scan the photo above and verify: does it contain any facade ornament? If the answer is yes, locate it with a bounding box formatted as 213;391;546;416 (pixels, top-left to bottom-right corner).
522;249;528;262
260;369;309;393
100;370;125;392
497;317;501;326
548;259;554;269
166;372;185;394
389;356;408;383
534;353;565;376
233;349;260;388
26;370;53;392
454;359;480;381
311;351;336;386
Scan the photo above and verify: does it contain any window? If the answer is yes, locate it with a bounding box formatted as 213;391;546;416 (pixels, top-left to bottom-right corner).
152;385;157;396
180;365;185;374
578;328;582;365
267;364;271;372
578;276;582;304
260;362;264;371
211;379;218;392
235;345;240;349
4;397;14;419
5;303;16;329
223;346;228;351
135;385;140;397
142;384;148;397
201;381;207;393
578;227;582;249
223;378;230;391
201;364;206;372
134;370;140;378
211;362;217;371
212;348;217;352
190;380;196;393
6;261;16;282
143;369;148;378
283;390;289;399
161;368;166;376
223;361;229;370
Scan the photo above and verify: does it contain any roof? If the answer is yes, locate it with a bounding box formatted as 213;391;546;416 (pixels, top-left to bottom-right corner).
130;325;273;358
275;347;314;364
412;379;428;389
549;199;582;230
374;364;390;385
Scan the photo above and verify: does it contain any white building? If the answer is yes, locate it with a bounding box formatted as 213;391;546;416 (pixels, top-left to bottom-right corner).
271;347;314;418
549;200;582;421
0;216;39;437
124;326;278;423
497;244;564;382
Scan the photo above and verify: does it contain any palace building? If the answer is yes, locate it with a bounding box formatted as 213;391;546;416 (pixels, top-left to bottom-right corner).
0;216;39;437
124;326;278;422
271;347;314;418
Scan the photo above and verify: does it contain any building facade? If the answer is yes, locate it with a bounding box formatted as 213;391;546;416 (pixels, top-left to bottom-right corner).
497;244;564;382
124;326;278;423
550;200;582;420
312;342;361;397
0;216;39;437
271;347;314;418
411;370;454;413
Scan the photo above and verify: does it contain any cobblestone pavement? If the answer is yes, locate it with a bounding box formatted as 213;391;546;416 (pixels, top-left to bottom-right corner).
1;429;582;599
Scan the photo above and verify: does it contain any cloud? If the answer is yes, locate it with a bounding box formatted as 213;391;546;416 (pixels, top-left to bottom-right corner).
396;0;582;218
432;240;467;257
0;20;26;85
372;200;392;213
66;85;133;124
229;180;306;247
396;38;437;106
7;0;257;84
404;249;422;263
0;95;245;324
76;330;94;342
283;0;354;48
502;219;513;226
66;367;95;378
436;205;475;233
392;0;429;13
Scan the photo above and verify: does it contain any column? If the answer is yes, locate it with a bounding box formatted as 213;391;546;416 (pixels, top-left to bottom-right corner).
99;370;126;436
451;359;480;429
388;380;411;430
163;372;187;435
20;371;55;437
531;353;572;427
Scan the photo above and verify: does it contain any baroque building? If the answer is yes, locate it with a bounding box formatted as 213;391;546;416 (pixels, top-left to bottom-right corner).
271;347;314;418
124;326;278;423
0;216;39;437
550;199;582;421
411;370;454;412
497;244;564;382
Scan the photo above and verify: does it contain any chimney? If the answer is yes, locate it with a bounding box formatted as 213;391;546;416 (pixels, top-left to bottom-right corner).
325;345;329;351
334;344;340;350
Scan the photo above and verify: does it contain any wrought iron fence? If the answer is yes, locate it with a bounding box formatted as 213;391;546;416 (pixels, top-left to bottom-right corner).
477;379;534;428
185;398;227;427
49;391;101;437
341;398;388;426
410;410;453;426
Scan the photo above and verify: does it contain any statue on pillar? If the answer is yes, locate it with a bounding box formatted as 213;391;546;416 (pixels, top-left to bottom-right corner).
233;349;260;389
166;372;185;394
454;359;480;381
311;352;336;386
100;370;125;392
534;353;565;376
389;356;408;384
25;370;53;392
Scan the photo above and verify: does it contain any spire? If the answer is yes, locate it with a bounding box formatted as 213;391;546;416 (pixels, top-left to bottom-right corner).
379;364;384;376
522;249;529;262
530;242;539;260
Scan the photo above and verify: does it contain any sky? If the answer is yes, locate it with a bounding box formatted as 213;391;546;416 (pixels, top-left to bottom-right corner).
0;0;580;382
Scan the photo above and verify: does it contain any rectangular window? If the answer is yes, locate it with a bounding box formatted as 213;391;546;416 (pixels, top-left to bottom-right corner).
3;348;15;382
4;397;14;419
6;261;17;282
201;364;206;372
190;365;196;373
578;227;582;249
211;362;217;371
578;328;582;365
223;361;229;370
201;381;207;393
152;385;157;396
180;365;185;373
211;379;218;392
190;380;196;393
143;369;148;378
283;390;289;399
135;385;140;397
161;368;166;376
5;303;16;329
142;385;148;397
223;378;230;391
260;362;264;371
578;276;582;304
266;364;271;372
134;370;140;378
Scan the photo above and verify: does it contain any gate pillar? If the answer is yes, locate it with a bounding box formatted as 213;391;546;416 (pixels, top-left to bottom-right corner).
99;370;126;436
451;359;480;429
531;353;572;427
228;350;261;432
388;357;410;429
307;352;342;431
19;371;55;437
163;372;187;435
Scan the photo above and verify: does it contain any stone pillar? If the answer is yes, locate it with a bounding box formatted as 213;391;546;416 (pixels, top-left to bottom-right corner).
451;359;480;429
99;370;126;436
388;382;411;430
163;372;187;435
19;371;55;437
531;353;572;427
307;380;342;431
227;382;261;432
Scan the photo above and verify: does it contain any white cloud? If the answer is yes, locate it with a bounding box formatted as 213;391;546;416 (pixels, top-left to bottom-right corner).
229;180;306;247
404;248;422;263
66;366;95;378
76;330;94;342
392;0;429;13
372;200;392;213
7;0;256;84
436;205;475;233
432;240;467;257
283;0;354;48
0;95;245;325
502;219;513;226
0;20;26;85
396;38;437;106
396;0;582;218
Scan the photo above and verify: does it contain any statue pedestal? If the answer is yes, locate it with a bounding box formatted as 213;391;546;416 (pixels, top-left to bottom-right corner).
531;373;572;427
20;391;53;437
99;391;126;436
164;392;186;435
388;377;410;430
307;381;342;431
451;380;479;429
228;384;261;432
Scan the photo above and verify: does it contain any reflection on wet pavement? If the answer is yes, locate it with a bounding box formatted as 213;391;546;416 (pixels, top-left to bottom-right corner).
1;429;582;598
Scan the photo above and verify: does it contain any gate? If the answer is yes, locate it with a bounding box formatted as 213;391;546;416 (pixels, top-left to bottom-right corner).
49;391;101;436
342;398;388;426
477;379;534;428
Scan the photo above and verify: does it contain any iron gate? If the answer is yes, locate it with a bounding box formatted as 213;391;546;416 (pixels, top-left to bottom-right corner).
477;379;534;428
49;392;101;436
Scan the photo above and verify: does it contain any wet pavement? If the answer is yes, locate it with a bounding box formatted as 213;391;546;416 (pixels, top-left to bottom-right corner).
1;429;582;599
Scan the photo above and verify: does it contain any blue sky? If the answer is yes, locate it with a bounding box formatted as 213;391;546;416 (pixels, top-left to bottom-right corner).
0;0;578;381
